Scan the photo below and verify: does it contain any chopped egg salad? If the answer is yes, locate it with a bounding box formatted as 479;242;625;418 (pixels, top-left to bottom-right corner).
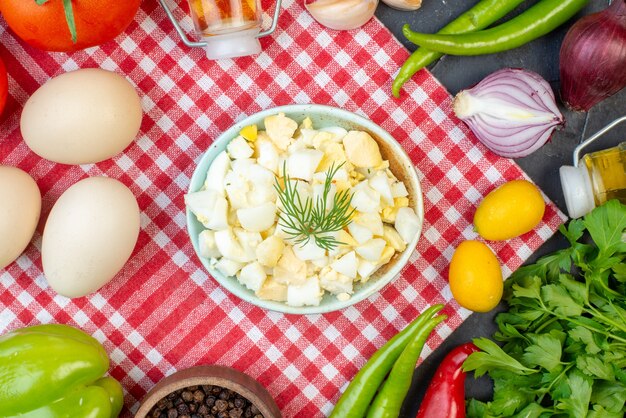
185;113;421;307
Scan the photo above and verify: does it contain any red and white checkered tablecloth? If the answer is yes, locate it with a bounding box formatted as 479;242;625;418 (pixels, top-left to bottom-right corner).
0;0;566;416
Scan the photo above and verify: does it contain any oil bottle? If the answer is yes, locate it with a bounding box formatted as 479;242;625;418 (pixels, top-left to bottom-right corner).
560;117;626;218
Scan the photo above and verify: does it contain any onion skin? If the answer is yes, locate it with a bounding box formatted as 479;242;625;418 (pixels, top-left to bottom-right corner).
453;68;564;159
560;0;626;112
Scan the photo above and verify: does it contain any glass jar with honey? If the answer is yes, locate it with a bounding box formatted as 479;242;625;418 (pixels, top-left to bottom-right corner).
158;0;282;59
560;116;626;218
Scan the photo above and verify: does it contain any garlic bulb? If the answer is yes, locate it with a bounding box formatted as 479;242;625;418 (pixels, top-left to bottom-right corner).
305;0;379;31
380;0;421;12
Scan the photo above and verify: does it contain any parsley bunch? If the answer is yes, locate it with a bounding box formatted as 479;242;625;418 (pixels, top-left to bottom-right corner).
463;199;626;417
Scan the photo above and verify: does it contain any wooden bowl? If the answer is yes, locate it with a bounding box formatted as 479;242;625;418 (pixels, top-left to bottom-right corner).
135;365;281;418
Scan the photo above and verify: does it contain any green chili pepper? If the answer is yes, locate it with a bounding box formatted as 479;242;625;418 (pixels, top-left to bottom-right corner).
403;0;588;56
392;0;526;98
0;324;124;417
328;304;444;418
365;315;446;418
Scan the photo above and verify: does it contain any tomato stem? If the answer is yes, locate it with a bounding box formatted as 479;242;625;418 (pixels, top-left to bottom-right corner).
34;0;77;44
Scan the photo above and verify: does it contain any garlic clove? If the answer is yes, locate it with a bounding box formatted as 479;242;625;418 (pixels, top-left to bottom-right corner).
380;0;421;12
305;0;379;31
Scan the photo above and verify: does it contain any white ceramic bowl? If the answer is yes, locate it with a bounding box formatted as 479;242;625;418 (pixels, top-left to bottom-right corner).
187;104;423;314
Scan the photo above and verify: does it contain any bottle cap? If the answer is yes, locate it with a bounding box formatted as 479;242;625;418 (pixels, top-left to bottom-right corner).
559;165;595;219
202;28;262;60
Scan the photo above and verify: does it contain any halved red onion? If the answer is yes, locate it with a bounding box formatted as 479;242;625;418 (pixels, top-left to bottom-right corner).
560;0;626;112
453;68;564;159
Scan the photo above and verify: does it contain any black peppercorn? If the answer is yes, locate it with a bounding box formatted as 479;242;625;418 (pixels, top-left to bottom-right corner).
193;389;205;403
229;407;243;418
182;391;194;402
147;385;265;418
177;403;190;415
215;399;228;412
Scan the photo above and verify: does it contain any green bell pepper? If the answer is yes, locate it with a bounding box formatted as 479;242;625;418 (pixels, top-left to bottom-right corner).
0;323;124;418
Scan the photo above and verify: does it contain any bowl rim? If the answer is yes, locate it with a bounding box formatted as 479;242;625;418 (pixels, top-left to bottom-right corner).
186;104;423;314
134;364;281;418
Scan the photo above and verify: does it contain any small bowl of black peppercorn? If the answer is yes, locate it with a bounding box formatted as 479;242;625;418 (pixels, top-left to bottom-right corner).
135;365;281;418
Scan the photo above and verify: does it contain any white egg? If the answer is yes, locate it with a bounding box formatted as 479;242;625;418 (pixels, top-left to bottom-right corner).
331;251;357;279
237;202;276;232
347;222;373;245
286;149;324;182
42;177;140;298
204;150;230;195
369;171;394;206
198;230;222;259
292;240;326;261
287;276;323;307
395;207;422;244
0;166;41;270
21;68;142;165
237;261;267;292
355;238;386;261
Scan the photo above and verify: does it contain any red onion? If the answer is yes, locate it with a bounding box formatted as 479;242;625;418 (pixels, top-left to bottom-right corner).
453;68;564;159
560;0;626;112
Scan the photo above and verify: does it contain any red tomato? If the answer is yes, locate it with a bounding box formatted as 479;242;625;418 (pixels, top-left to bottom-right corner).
0;57;7;116
0;0;142;52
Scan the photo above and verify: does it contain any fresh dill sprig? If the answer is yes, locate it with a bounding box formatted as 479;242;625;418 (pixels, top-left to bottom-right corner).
274;161;355;251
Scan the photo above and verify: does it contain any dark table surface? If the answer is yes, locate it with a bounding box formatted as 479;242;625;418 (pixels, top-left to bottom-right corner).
374;0;626;415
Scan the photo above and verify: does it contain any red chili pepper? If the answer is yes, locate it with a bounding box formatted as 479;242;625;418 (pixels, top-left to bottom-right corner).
416;342;480;418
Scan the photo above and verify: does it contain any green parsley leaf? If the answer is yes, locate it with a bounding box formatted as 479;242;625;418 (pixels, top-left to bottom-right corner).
591;381;626;413
522;333;563;372
561;218;585;245
611;263;626;283
541;284;583;317
586;405;625;418
577;355;615;381
512;276;543;300
463;338;536;377
568;326;602;354
559;274;588;305
466;399;489;418
490;369;542;415
510;403;553;418
555;371;592;417
584;199;626;257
